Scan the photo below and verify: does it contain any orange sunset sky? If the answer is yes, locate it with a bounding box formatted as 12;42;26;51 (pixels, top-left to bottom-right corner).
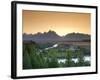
23;10;91;36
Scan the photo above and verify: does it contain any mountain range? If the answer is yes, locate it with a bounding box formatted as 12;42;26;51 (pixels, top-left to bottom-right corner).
23;30;90;43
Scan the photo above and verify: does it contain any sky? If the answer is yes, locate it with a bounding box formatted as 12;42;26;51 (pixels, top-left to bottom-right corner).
23;10;91;36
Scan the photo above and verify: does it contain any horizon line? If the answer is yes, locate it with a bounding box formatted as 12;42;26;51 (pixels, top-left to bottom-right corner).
23;31;91;37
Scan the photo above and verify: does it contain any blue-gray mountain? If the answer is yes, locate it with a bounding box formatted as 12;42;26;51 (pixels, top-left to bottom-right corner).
23;30;90;43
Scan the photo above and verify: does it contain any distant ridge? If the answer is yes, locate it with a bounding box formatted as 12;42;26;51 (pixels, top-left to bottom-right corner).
64;32;90;41
23;30;90;43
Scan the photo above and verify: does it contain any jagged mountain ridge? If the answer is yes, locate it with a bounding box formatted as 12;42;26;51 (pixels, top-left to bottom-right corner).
23;30;90;43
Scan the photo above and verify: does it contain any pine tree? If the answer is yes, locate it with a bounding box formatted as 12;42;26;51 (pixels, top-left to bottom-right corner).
65;49;75;67
23;45;32;69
